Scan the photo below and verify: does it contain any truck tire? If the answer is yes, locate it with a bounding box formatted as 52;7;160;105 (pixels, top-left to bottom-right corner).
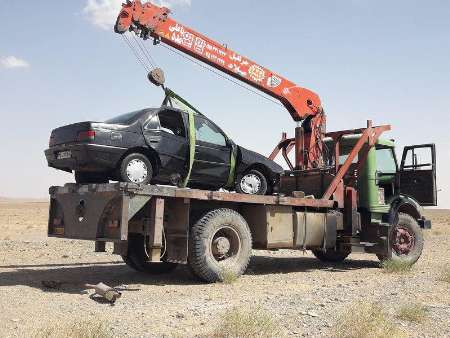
188;209;252;283
377;213;424;265
312;249;350;262
235;169;268;195
74;171;109;184
119;153;153;184
123;233;177;274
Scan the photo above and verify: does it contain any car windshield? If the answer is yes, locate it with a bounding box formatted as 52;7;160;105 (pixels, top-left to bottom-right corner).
105;110;147;125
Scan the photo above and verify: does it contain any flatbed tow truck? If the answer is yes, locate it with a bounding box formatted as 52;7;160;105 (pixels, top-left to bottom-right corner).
47;2;437;282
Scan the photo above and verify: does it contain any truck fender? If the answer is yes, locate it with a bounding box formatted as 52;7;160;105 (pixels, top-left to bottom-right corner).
386;195;430;228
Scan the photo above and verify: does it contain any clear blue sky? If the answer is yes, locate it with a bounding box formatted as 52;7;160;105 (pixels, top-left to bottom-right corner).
0;0;449;207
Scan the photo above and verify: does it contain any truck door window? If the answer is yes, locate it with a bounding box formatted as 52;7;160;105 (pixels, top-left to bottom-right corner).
194;116;227;146
402;147;432;170
376;148;397;173
158;110;186;137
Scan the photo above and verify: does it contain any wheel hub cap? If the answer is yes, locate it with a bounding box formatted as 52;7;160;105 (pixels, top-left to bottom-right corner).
392;227;415;255
126;159;148;183
240;174;261;194
212;237;231;256
211;226;241;262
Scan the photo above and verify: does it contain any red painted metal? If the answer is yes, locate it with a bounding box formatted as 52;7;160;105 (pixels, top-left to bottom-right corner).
392;227;415;255
115;0;324;170
270;121;391;202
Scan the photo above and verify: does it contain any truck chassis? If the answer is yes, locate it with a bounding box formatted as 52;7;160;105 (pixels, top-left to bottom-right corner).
48;122;428;282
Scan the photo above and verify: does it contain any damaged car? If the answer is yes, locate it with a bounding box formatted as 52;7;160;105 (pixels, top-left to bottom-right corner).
45;90;283;195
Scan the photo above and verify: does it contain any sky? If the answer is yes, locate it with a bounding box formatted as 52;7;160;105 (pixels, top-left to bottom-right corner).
0;0;449;207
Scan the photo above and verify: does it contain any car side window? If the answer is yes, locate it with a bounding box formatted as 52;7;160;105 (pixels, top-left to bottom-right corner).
194;116;227;147
158;110;186;137
144;114;160;130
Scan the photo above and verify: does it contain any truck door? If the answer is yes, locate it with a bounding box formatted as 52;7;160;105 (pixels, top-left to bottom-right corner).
399;144;437;206
190;115;231;187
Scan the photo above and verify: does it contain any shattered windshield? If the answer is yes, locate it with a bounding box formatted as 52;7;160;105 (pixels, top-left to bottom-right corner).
105;110;147;125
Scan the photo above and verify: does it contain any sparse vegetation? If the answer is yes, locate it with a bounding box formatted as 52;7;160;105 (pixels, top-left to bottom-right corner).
212;306;281;338
438;265;450;283
37;319;111;338
219;268;238;284
334;302;405;338
396;303;428;323
381;259;413;274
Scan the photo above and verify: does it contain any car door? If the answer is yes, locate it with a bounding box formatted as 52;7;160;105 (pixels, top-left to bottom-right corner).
190;115;231;187
143;108;188;181
399;144;437;206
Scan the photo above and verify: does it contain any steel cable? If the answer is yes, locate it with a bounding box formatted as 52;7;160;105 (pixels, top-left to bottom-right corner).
159;44;283;107
121;34;151;72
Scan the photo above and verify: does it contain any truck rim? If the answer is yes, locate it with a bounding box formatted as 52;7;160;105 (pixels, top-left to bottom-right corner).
211;226;241;262
240;173;261;194
392;226;415;255
126;159;148;183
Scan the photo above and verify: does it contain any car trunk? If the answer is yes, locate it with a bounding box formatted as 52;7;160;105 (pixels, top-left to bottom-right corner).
49;122;97;146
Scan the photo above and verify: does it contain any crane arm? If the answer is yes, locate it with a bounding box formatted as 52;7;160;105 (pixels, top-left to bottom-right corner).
115;1;326;169
115;0;321;122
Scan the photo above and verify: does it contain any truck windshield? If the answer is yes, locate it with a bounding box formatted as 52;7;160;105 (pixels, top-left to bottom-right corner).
105;110;147;125
376;148;397;173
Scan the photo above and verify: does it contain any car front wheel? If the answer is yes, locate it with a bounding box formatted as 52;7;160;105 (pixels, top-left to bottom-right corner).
235;169;268;195
119;153;153;184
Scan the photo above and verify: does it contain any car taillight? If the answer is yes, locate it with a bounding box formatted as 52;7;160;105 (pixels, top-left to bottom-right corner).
78;130;96;142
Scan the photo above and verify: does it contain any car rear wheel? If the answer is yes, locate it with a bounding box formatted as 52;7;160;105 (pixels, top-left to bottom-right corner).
119;153;153;184
74;171;109;184
235;169;268;195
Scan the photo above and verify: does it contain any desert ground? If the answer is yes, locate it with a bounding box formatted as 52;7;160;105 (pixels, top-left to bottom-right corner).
0;199;449;337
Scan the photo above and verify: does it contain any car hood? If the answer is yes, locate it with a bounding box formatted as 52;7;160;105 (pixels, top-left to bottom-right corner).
237;146;284;174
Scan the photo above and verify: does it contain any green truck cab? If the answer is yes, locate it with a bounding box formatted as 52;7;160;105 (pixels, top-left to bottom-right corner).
329;136;437;263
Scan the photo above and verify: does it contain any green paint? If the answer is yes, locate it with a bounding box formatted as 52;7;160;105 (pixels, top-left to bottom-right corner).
181;110;196;188
226;146;237;188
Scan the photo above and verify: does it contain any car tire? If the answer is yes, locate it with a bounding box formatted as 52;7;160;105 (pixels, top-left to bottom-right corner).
123;233;178;274
312;248;350;262
119;153;153;184
188;209;252;283
376;213;424;265
74;171;109;184
235;169;268;195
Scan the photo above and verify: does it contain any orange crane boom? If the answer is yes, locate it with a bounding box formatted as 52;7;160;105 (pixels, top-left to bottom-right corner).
115;0;326;169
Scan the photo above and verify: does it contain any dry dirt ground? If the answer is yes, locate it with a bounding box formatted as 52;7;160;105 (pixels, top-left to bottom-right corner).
0;200;449;337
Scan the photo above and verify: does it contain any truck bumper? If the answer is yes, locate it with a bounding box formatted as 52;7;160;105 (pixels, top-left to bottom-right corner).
418;217;432;229
45;143;127;172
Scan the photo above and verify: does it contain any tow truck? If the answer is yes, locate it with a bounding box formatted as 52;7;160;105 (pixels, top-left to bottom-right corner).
47;1;437;282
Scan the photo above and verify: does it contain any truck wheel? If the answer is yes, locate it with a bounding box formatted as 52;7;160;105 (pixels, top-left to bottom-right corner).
235;169;268;195
188;209;252;283
74;171;109;184
377;213;424;265
123;233;177;274
120;153;153;184
312;249;350;262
